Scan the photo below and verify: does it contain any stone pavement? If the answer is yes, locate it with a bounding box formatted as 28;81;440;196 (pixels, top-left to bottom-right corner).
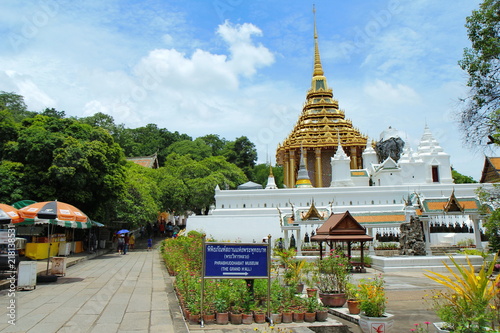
0;242;447;333
0;242;188;333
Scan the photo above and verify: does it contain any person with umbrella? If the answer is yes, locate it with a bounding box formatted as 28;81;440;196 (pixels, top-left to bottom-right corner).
117;234;125;254
123;233;129;255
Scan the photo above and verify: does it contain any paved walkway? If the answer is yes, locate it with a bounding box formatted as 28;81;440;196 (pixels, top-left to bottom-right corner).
0;242;447;333
0;244;188;333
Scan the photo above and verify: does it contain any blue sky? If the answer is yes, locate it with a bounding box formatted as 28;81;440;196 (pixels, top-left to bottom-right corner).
1;0;497;180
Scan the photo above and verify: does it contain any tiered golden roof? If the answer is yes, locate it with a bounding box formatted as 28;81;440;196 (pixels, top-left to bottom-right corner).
276;8;368;187
277;18;367;152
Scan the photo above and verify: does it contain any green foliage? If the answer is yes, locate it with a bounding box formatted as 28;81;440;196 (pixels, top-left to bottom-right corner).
223;136;257;179
115;163;161;228
357;275;387;317
452;169;478;184
458;0;500;146
316;249;352;293
198;134;227;156
166;138;212;161
0;91;35;122
484;208;500;253
2;114;126;219
0;161;25;204
252;164;284;188
161;154;247;214
425;254;500;331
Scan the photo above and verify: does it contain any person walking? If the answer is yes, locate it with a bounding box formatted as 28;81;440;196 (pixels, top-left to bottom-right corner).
147;236;153;251
123;233;130;255
117;235;125;254
129;233;135;250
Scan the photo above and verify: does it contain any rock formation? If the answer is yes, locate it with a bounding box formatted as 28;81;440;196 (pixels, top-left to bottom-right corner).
399;216;426;256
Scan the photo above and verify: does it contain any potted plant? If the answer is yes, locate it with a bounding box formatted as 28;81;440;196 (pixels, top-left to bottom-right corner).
304;295;318;322
357;274;394;333
253;305;267;324
316;304;329;322
425;254;500;332
292;298;306;323
241;292;254;325
316;249;351;307
345;282;361;315
303;261;319;298
284;258;307;293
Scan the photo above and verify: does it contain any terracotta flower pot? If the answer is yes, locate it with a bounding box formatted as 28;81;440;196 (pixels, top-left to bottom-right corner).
316;309;328;322
242;313;253;325
215;312;229;325
304;312;316;323
253;312;266;323
347;299;361;315
319;292;347;307
202;313;215;325
270;313;282;324
282;311;293;323
296;282;305;294
188;313;200;325
230;312;242;325
306;288;318;298
293;311;305;322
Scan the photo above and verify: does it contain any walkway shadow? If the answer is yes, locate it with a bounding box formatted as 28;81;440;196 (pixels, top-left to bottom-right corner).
57;277;84;284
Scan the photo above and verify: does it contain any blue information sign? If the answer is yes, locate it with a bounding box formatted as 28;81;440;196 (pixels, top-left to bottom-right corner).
204;243;268;278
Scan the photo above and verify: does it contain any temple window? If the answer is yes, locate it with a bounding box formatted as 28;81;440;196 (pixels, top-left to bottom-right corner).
243;204;246;208
264;203;266;208
222;204;224;209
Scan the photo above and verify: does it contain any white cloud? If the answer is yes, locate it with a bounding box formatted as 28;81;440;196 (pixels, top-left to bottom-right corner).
217;21;274;77
363;79;420;106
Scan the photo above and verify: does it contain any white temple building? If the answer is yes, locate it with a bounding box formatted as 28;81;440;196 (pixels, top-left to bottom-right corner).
187;125;492;256
186;14;493;256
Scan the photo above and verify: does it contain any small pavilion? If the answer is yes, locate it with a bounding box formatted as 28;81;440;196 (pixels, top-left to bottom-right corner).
311;211;373;270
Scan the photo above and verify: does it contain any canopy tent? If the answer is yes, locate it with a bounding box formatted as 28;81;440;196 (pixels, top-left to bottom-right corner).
13;218;92;229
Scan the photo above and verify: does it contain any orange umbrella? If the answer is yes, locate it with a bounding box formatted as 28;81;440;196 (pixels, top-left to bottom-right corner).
0;203;23;224
18;201;90;228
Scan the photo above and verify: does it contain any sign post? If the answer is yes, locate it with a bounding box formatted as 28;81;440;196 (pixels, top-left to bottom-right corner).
201;235;271;327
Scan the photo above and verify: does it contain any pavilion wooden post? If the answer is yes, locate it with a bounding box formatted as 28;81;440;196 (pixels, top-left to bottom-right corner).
360;241;365;269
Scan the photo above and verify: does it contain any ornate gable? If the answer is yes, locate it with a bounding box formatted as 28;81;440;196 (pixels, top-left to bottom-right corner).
443;190;464;213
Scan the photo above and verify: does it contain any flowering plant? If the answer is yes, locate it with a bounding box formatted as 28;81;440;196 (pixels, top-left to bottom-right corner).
425;254;500;332
410;322;431;332
316;249;351;293
357;274;387;317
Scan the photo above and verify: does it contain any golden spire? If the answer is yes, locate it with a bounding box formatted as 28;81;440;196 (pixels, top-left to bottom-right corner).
313;5;324;77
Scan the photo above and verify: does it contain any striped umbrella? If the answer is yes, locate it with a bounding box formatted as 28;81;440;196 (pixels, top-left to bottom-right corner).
17;201;91;229
0;203;24;224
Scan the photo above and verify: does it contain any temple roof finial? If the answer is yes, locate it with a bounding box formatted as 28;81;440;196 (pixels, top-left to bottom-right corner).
313;4;324;77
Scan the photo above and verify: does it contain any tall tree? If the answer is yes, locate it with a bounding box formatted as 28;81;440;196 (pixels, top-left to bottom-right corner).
223;136;257;179
115;163;160;228
0;91;35;121
2;114;126;220
458;0;500;146
199;134;227;156
166;138;212;161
